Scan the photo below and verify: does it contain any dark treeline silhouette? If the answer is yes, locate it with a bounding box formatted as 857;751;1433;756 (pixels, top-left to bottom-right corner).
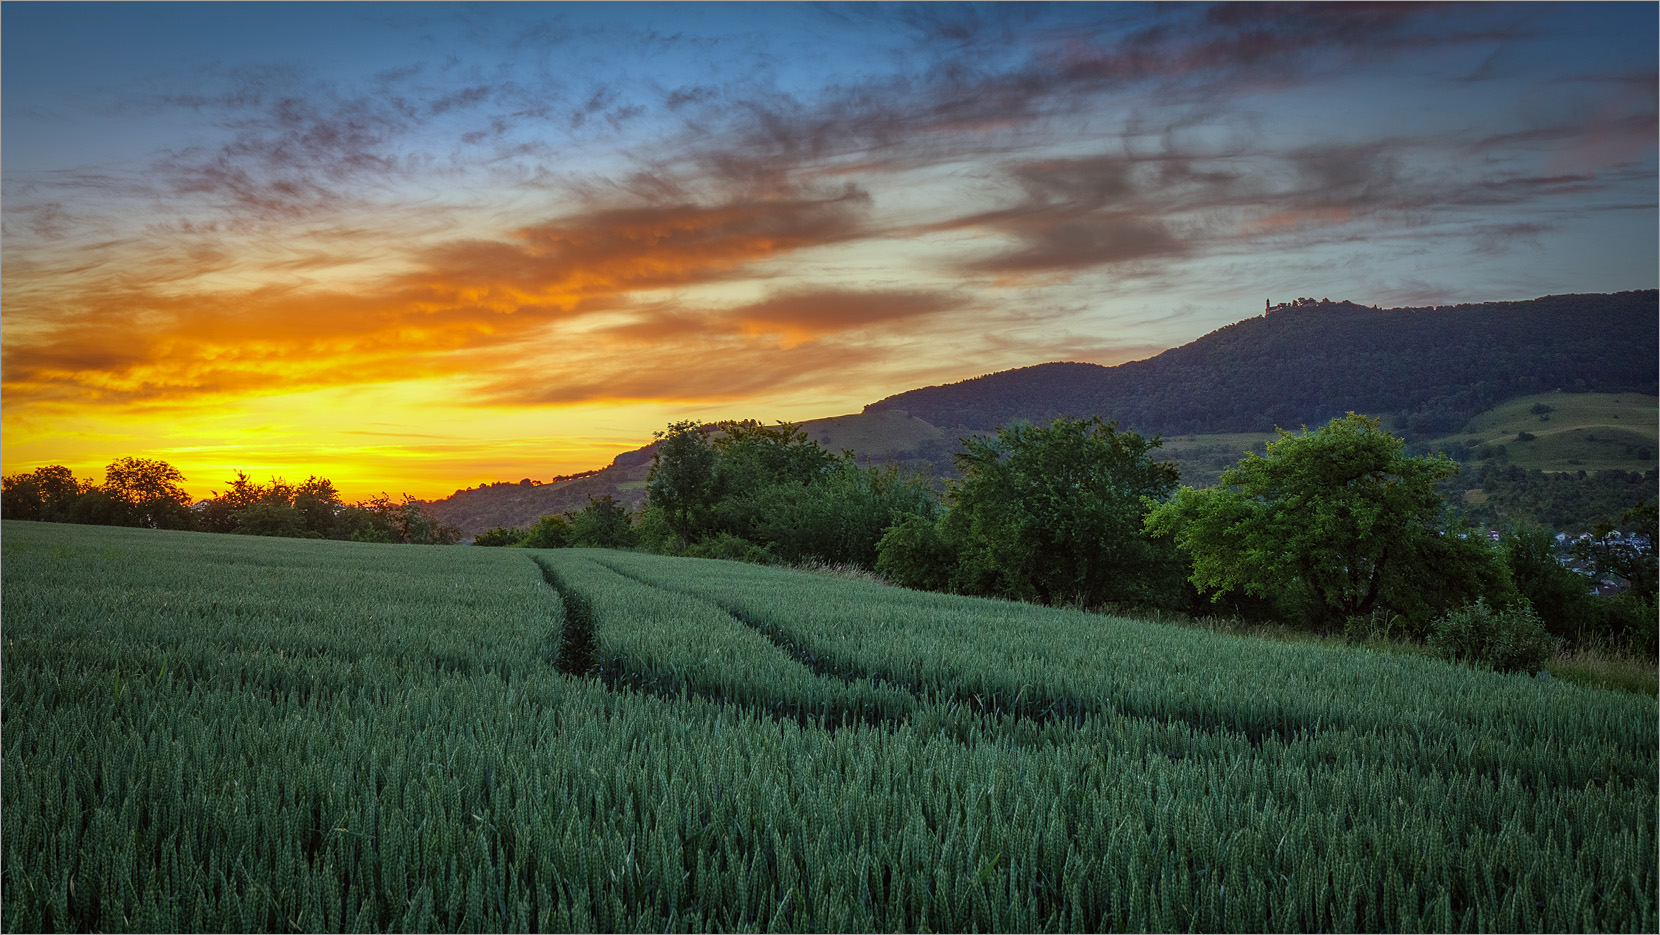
1;459;460;544
866;292;1658;438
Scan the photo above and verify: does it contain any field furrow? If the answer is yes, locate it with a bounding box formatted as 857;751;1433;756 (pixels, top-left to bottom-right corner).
4;522;1655;932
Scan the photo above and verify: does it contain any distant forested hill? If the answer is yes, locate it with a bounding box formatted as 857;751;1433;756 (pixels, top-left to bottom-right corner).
865;292;1658;437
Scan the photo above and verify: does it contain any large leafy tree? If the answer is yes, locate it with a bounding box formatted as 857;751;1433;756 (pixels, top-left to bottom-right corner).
706;421;837;543
645;421;716;545
200;471;271;533
1146;413;1507;629
944;417;1184;608
291;477;344;537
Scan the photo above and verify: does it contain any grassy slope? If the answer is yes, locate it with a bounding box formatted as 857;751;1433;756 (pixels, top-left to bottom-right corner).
1433;391;1659;473
799;408;948;459
1151;431;1278;487
1156;394;1657;488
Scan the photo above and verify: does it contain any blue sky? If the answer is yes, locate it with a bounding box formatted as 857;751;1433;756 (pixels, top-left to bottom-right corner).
3;2;1655;496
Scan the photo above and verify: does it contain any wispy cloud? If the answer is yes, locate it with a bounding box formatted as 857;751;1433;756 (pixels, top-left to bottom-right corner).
1;186;883;407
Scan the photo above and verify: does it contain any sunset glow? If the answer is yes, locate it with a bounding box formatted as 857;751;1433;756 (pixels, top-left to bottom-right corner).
5;2;1655;500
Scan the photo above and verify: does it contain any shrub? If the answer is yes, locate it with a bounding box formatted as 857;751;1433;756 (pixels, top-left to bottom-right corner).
230;502;308;538
1428;599;1552;673
567;496;637;548
875;513;957;592
1596;590;1659;658
521;515;571;549
682;532;771;564
474;526;529;547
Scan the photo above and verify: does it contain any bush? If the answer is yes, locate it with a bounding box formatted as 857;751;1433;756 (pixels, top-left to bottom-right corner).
758;462;940;568
682;532;771;564
1500;524;1596;641
875;513;957;592
567;496;637;548
1427;599;1552;673
474;526;529;547
521;515;571;549
230;502;308;538
1595;590;1659;658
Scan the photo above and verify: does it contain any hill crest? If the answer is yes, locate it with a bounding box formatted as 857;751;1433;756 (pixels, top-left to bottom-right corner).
865;291;1658;435
426;290;1658;536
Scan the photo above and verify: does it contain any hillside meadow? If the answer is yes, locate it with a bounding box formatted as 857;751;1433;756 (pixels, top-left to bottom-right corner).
1443;392;1659;474
3;520;1656;932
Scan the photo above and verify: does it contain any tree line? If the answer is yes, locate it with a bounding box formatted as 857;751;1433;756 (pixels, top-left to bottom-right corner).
492;413;1656;667
1;458;460;544
477;420;939;566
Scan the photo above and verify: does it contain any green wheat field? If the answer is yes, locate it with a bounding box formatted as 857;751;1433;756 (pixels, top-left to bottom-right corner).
3;520;1655;932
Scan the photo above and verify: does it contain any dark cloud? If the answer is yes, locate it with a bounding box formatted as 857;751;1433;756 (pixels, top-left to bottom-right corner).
965;216;1186;275
917;102;1654;280
403;184;871;302
921;152;1225;275
728;287;962;335
25;203;71;239
661;2;1528;191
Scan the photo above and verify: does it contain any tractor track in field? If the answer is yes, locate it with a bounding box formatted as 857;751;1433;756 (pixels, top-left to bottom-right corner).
576;555;1656;792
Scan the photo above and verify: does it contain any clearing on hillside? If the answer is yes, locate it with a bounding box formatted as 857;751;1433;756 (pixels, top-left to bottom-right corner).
1433;391;1659;473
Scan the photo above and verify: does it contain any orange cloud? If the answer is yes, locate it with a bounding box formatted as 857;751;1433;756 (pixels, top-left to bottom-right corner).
1;188;875;410
1243;205;1354;234
728;288;961;340
598;287;965;345
475;331;886;407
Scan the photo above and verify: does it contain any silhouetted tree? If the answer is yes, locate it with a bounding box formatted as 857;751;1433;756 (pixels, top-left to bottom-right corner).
100;457;194;529
1;465;86;522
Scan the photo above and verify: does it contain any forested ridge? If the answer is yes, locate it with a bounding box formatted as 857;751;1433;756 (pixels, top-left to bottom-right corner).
866;291;1658;437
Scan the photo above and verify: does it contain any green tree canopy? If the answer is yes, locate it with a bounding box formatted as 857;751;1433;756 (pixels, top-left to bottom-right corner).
645;421;716;546
706;421;837;542
567;495;638;548
941;417;1184;608
1574;499;1658;599
1146;413;1509;629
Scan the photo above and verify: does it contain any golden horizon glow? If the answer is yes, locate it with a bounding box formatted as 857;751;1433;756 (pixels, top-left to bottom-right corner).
5;4;1654;499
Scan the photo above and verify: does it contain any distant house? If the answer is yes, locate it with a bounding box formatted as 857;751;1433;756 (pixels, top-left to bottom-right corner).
1591;580;1627;597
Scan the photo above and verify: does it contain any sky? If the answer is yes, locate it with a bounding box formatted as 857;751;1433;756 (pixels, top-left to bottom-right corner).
3;2;1655;501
